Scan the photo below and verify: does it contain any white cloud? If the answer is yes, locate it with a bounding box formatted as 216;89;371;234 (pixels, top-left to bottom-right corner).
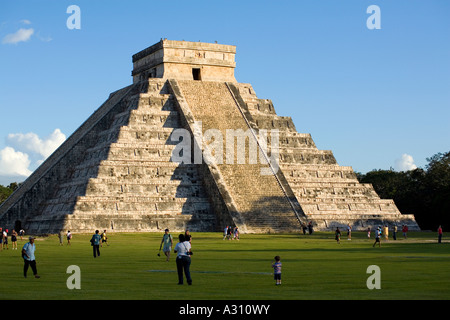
394;154;417;172
0;129;66;185
7;129;66;159
0;147;32;177
20;19;32;25
2;27;34;44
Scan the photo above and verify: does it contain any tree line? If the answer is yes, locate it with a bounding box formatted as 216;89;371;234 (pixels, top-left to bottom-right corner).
356;151;450;231
0;182;20;205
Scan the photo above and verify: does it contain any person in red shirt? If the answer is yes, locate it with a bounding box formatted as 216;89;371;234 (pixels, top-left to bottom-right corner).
438;225;443;243
402;225;408;239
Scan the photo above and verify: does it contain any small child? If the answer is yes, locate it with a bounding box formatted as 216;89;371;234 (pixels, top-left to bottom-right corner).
272;256;282;285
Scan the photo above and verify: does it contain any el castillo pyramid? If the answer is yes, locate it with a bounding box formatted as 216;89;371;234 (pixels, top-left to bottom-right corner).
0;39;419;234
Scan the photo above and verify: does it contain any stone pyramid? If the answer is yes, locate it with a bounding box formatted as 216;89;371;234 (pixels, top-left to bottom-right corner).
0;39;419;234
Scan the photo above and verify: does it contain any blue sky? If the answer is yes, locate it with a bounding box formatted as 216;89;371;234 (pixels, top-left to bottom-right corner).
0;0;449;185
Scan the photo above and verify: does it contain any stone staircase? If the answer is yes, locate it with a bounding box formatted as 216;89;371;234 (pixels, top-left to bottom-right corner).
232;83;419;230
172;80;302;233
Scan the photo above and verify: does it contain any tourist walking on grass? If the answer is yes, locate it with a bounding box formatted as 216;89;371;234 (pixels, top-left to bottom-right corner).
227;226;232;240
58;230;64;246
438;225;443;243
101;230;109;247
402;225;408;239
22;236;40;278
308;222;313;234
2;229;8;250
11;229;17;250
174;234;192;285
302;223;307;235
91;230;102;258
66;230;72;245
184;229;192;243
161;229;173;261
233;227;240;240
373;227;381;247
335;227;341;244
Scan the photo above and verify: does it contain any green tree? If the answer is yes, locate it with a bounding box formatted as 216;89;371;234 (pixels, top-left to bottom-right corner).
357;151;450;230
0;182;21;205
422;152;450;229
0;184;14;204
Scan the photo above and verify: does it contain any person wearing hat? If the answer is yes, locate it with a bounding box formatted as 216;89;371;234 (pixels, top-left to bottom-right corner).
160;229;173;262
22;236;40;278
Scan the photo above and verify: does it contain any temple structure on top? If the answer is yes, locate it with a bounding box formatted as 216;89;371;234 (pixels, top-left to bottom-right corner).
0;39;420;234
131;39;237;82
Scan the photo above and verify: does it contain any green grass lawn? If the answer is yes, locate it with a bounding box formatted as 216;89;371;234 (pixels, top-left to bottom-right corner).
1;231;449;300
